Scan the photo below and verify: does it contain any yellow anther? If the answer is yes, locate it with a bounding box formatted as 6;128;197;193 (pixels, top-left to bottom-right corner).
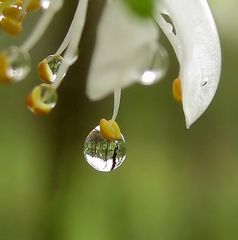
27;0;40;11
2;1;25;21
0;53;11;83
0;0;26;35
38;60;54;84
0;16;22;35
27;84;57;115
99;119;121;141
172;77;182;103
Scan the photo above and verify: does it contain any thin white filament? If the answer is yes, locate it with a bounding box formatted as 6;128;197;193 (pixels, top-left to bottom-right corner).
21;0;62;52
112;88;121;121
55;0;83;55
52;0;89;89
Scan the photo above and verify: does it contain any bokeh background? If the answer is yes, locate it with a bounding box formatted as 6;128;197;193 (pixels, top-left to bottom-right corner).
0;0;238;239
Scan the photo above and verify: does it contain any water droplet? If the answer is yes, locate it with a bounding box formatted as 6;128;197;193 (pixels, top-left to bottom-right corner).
27;83;57;115
38;54;63;83
134;43;169;86
0;46;30;83
84;126;126;172
40;0;50;9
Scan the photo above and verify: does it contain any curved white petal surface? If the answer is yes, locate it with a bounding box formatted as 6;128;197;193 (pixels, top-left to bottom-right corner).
155;0;221;128
87;0;158;101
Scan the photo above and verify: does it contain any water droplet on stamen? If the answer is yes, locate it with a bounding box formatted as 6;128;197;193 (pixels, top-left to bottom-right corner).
27;83;57;115
84;126;126;172
38;54;63;83
0;46;30;83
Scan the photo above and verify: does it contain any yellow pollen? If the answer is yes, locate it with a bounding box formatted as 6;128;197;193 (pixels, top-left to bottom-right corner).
27;0;40;11
99;119;121;141
0;0;26;35
0;53;11;83
38;60;54;83
172;77;182;103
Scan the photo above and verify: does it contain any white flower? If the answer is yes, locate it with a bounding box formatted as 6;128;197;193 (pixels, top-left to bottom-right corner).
87;0;221;128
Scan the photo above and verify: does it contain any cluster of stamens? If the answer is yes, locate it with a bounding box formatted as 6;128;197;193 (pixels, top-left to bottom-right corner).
0;0;184;171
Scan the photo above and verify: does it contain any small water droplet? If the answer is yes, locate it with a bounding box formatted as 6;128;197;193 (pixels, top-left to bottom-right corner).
0;46;31;83
84;126;126;172
27;83;57;115
38;54;63;83
134;43;169;86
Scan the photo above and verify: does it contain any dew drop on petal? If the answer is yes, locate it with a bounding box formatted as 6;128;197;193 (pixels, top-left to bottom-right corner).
0;46;30;83
84;126;127;172
135;43;169;86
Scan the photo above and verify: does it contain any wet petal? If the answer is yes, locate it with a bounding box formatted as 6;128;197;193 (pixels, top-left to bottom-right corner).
87;0;158;101
155;0;221;128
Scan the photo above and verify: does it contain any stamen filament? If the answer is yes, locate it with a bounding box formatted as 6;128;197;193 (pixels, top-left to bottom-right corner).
55;0;84;55
52;0;89;89
112;88;121;121
21;0;62;52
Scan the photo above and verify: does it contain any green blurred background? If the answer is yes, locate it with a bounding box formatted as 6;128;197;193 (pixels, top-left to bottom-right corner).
0;0;238;239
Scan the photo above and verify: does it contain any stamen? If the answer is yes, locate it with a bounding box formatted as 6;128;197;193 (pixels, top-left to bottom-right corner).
55;0;86;55
52;0;89;89
99;118;121;141
112;88;121;121
21;0;63;52
172;77;182;103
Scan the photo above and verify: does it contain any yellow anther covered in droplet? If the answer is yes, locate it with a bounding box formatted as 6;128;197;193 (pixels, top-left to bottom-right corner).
99;119;121;141
27;0;40;11
38;55;63;83
38;60;54;84
27;84;58;115
172;77;182;103
0;53;10;83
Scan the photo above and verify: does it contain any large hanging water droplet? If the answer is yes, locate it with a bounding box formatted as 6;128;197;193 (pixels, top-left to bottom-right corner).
84;126;126;172
0;46;30;83
38;54;63;83
134;43;169;86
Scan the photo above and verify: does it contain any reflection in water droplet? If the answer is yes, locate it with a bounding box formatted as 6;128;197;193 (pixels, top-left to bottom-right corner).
84;126;126;172
0;46;31;83
134;43;169;86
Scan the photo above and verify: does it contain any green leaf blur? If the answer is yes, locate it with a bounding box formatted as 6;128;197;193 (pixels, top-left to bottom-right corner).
123;0;154;18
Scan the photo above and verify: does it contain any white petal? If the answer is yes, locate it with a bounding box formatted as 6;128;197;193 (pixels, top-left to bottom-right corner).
155;0;221;128
87;0;158;101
